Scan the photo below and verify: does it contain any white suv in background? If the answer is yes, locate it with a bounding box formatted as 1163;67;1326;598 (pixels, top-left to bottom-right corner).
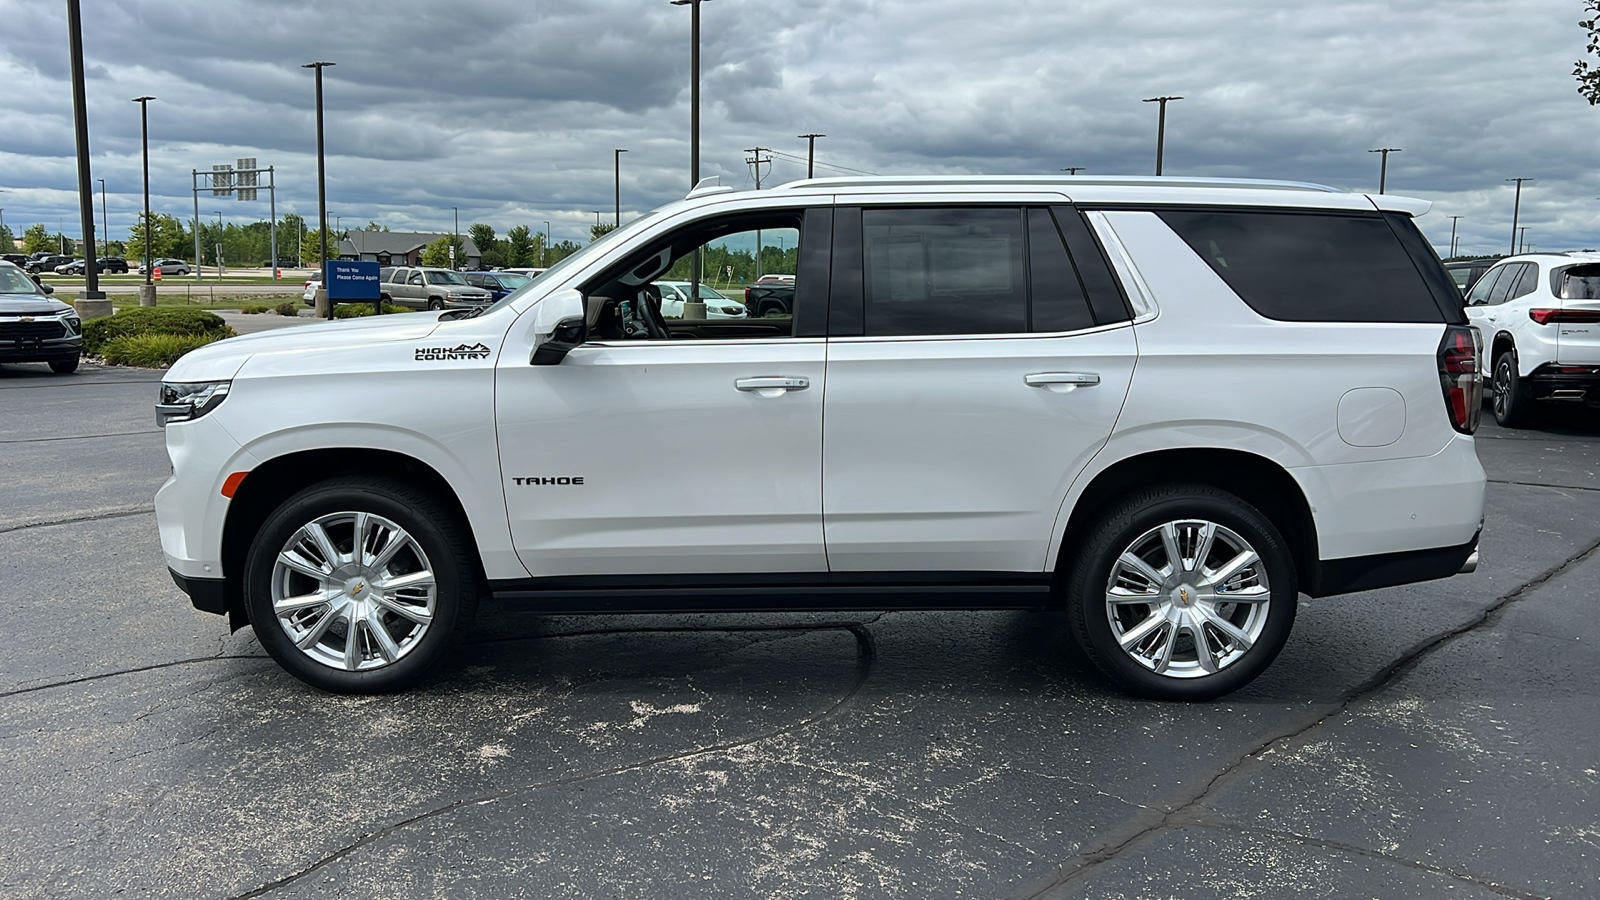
154;175;1485;700
1463;253;1600;427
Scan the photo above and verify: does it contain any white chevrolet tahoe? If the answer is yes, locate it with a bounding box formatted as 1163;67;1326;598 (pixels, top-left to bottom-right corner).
1463;252;1600;427
155;176;1486;700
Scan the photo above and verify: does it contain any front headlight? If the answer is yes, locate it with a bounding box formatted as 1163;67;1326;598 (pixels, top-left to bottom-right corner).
60;312;81;334
157;380;231;427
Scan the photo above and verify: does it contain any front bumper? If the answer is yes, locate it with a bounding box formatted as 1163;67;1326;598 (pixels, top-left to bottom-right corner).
0;332;80;363
170;568;227;615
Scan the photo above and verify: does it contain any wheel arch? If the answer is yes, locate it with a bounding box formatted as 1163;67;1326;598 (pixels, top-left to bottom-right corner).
1490;331;1516;369
1052;447;1318;603
219;448;484;630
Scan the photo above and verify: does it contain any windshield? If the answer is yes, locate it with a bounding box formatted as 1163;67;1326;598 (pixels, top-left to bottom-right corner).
426;270;469;285
497;274;532;290
698;284;729;300
464;209;666;317
0;267;42;295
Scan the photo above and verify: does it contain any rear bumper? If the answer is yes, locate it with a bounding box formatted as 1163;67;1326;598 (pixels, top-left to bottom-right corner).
1526;364;1600;403
1306;532;1480;598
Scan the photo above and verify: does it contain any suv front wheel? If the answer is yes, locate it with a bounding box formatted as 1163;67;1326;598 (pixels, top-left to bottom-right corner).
1491;350;1532;428
244;477;478;693
1066;484;1297;700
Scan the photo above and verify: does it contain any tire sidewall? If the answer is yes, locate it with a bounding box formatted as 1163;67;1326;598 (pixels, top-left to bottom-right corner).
1493;350;1527;427
1067;485;1298;701
244;479;473;693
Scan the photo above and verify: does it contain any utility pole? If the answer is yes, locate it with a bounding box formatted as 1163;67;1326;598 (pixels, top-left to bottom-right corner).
1368;148;1402;194
799;133;825;178
614;148;627;226
1448;215;1462;258
1061;167;1085;175
543;221;550;266
303;61;335;318
133;96;155;304
1506;177;1531;257
66;0;104;306
746;147;772;278
1519;226;1528;254
1142;96;1183;176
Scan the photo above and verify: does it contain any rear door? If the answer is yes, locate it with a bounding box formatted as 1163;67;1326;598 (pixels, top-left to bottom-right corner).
821;204;1137;573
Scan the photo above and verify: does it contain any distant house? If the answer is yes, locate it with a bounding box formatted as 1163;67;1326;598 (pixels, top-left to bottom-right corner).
338;231;481;269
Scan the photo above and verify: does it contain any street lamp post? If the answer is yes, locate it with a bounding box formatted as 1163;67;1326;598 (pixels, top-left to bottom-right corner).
1142;96;1183;176
132;96;155;304
1368;148;1402;194
66;0;104;306
614;148;627;226
214;210;222;274
1448;215;1462;258
672;0;711;319
543;221;550;266
1506;177;1531;256
799;133;825;178
451;207;458;269
302;60;335;319
96;178;107;258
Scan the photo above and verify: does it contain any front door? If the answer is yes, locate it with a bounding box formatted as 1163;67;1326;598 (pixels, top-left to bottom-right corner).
496;210;827;577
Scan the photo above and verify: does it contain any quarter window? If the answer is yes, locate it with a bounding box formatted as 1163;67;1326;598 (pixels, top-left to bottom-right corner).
1508;263;1539;301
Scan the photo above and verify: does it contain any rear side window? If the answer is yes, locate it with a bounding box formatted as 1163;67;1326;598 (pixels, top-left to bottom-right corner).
1157;210;1449;323
1558;264;1600;299
1508;263;1539;300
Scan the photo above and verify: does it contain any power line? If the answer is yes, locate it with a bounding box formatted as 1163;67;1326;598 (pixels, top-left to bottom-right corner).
764;149;878;177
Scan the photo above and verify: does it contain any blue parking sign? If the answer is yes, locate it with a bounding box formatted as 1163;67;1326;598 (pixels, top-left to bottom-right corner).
326;260;381;301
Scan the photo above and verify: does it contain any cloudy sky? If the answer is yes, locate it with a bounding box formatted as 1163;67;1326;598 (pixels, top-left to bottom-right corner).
0;0;1594;256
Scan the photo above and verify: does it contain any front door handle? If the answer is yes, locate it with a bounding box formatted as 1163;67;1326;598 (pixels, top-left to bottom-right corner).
735;376;810;397
1026;372;1100;391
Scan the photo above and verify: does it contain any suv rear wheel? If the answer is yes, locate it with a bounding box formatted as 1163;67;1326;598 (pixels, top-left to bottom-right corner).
1066;484;1297;700
244;477;478;693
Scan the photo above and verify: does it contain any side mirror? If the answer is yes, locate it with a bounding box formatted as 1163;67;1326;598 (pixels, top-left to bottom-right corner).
530;288;587;366
40;284;54;295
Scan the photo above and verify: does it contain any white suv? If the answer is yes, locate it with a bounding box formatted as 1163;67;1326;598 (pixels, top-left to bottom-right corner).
154;176;1486;700
1463;253;1600;427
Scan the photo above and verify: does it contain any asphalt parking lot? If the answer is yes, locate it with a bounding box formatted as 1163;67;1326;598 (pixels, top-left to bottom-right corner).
3;361;1598;900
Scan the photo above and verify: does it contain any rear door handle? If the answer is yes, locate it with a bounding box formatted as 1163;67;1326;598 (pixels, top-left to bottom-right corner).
1026;372;1100;390
735;376;810;396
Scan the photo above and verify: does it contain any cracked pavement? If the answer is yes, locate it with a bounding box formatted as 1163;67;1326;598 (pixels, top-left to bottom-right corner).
1;361;1597;899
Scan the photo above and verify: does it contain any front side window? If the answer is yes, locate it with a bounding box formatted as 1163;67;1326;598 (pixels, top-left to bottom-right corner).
1508;263;1540;301
1464;266;1504;306
1486;264;1521;305
862;207;1027;336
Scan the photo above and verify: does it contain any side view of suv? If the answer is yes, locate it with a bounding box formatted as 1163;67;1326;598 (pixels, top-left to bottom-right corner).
1464;252;1600;426
379;266;493;310
154;175;1485;700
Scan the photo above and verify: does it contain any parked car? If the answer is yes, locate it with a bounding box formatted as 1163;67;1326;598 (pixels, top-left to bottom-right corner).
137;258;192;276
156;174;1485;700
56;257;129;275
743;273;796;317
1444;258;1498;293
656;281;746;318
27;254;73;274
301;276;322;304
260;257;299;269
379;266;493;310
463;271;534;302
52;259;87;275
0;261;80;373
0;253;30;267
1464;252;1600;426
500;267;549;279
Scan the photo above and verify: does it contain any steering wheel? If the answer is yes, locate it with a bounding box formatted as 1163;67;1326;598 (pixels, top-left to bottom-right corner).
637;284;670;340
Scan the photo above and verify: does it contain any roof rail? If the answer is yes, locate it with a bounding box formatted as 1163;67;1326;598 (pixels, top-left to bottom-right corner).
774;175;1343;194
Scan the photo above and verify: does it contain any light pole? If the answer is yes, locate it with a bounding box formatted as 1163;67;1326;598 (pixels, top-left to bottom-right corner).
66;0;104;304
799;133;825;178
543;220;550;266
303;60;335;318
132;96;155;302
1368;148;1401;194
451;206;458;269
1519;226;1529;254
1142;96;1182;176
1448;215;1462;258
1506;177;1531;257
1061;167;1085;175
213;210;223;274
614;148;627;226
96;178;107;258
672;0;711;319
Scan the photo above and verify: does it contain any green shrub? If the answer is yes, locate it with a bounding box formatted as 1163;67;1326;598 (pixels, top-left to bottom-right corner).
240;304;270;315
333;302;408;318
99;332;226;368
273;301;297;316
83;307;233;354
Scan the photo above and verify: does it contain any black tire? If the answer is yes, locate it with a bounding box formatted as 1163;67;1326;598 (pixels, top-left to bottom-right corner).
1492;349;1533;428
243;477;479;693
1065;483;1297;701
48;357;79;374
427;297;444;310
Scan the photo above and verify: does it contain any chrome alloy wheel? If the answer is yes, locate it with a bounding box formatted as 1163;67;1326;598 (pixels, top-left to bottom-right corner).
1104;519;1271;678
270;511;437;672
1492;357;1512;421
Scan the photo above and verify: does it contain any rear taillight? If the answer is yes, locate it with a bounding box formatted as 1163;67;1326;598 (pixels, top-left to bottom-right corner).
1530;308;1600;325
1438;325;1482;435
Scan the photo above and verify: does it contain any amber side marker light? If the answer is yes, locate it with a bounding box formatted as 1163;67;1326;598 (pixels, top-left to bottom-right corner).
220;472;249;498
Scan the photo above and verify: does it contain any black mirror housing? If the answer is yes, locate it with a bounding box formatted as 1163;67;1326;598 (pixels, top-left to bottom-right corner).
530;315;587;366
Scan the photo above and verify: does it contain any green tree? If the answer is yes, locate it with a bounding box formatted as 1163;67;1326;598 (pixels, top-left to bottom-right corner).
1578;0;1600;103
547;239;582;264
505;225;539;266
300;228;341;265
360;221;389;232
0;223;13;250
590;223;617;242
22;223;53;254
469;223;506;269
420;234;467;268
127;214;186;262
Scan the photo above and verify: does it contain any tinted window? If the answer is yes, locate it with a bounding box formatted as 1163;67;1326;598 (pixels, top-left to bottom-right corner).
1559;264;1600;299
1508;263;1539;300
1464;266;1504;306
1027;208;1096;332
862;207;1026;336
1486;264;1520;305
1157;210;1446;322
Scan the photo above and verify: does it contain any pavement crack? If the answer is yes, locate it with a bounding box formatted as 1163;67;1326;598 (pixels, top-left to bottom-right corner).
0;429;160;444
1488;478;1600;493
226;620;879;900
0;504;156;535
1019;535;1600;899
0;655;267;699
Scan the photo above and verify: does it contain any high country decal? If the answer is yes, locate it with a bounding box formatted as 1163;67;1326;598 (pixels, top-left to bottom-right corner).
513;477;585;485
415;343;492;361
